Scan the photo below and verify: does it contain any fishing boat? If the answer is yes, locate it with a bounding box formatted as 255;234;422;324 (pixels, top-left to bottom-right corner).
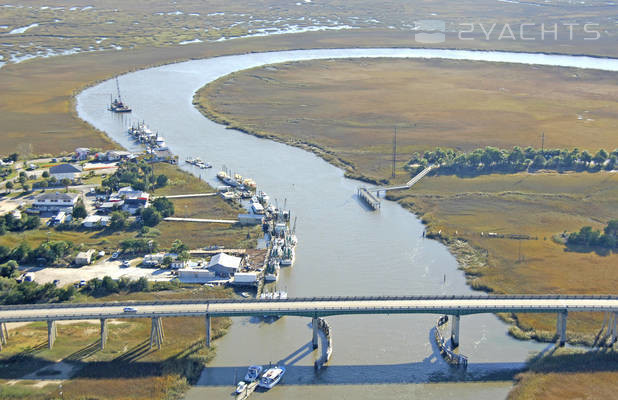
109;77;131;113
244;365;263;382
280;243;295;266
264;258;280;282
235;381;247;394
258;366;286;389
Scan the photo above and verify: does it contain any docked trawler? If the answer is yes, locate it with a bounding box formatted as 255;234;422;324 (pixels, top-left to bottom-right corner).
109;77;131;113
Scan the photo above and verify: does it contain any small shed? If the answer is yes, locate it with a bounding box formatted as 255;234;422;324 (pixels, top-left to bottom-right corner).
75;249;95;266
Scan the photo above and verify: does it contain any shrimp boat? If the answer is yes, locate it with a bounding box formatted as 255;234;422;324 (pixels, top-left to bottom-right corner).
264;258;280;282
258;366;286;389
109;77;132;113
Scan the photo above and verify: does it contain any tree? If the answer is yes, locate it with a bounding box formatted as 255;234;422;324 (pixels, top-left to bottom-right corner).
156;174;168;187
109;211;127;231
141;208;161;227
73;202;87;219
531;154;546;170
605;220;618;237
8;153;18;162
60;178;71;191
21;183;30;192
4;181;13;192
152;197;174;218
42;171;50;178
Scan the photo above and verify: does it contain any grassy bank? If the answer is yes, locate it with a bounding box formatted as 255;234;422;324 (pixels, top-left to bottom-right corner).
195;58;618;183
0;286;232;400
388;171;618;344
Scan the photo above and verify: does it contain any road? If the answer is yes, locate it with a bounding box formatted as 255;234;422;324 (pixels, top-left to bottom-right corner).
0;296;615;323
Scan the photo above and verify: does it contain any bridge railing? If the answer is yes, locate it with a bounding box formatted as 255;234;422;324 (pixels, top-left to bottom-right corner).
1;294;616;311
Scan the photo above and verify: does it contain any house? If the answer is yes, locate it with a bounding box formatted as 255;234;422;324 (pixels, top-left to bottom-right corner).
49;163;82;181
82;215;110;228
33;192;79;212
207;253;242;276
142;253;166;267
75;249;95;266
170;260;188;269
122;193;149;215
106;150;132;161
75;148;90;160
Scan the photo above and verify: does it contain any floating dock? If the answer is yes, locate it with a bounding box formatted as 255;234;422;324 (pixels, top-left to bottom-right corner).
357;187;380;210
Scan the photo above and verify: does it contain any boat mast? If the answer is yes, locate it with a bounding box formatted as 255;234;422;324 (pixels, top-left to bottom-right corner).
115;77;123;102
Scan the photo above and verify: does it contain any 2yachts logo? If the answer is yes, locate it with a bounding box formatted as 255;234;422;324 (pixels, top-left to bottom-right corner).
413;20;601;43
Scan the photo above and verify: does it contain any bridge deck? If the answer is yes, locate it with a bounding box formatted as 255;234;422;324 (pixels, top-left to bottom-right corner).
0;296;616;322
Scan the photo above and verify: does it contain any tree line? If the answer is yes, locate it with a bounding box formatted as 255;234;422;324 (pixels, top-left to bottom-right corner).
567;220;618;250
0;240;75;266
408;146;617;175
0;213;40;235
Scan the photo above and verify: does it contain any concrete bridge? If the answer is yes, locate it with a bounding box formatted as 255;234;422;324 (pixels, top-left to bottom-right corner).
0;295;616;354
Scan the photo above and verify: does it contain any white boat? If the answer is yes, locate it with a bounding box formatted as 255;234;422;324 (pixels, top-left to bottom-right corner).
241;292;250;298
280;246;295;266
244;365;263;382
235;381;247;394
258;366;286;389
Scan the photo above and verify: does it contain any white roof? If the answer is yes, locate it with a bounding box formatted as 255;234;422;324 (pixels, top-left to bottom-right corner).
207;253;241;270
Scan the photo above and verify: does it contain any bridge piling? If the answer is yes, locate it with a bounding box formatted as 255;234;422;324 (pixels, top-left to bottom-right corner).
450;315;460;348
0;322;6;350
312;317;319;350
609;312;618;346
47;320;57;350
100;319;108;350
205;314;211;348
556;312;568;346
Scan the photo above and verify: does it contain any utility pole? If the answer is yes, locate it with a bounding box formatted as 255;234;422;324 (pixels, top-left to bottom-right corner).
392;127;397;179
541;132;545;153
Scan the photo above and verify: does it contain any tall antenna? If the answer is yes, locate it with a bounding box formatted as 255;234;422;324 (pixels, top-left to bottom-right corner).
541;132;545;152
392;127;397;178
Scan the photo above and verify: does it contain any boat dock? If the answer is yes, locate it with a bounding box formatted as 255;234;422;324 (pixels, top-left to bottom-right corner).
357;187;380;210
163;217;238;224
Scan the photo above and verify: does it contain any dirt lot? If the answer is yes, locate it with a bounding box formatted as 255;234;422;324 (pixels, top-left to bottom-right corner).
23;258;174;287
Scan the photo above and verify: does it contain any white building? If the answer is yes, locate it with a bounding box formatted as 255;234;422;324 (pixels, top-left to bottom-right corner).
232;272;259;286
207;253;242;276
75;249;95;266
33;192;79;212
49;164;82;181
75;147;90;160
82;215;110;228
177;268;217;283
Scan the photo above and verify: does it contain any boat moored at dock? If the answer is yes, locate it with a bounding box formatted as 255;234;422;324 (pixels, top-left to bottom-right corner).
258;366;286;389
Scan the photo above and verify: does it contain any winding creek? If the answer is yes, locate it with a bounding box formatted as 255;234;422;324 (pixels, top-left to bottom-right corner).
76;48;618;399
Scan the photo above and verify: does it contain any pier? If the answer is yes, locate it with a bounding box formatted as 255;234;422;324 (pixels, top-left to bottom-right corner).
357;187;381;210
373;164;434;194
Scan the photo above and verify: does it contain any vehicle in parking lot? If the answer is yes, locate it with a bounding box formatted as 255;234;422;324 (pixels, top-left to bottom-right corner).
79;280;86;287
111;252;119;259
122;260;130;267
52;279;60;286
123;307;137;313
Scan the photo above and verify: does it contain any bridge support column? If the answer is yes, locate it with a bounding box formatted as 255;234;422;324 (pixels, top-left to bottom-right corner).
47;320;57;350
556;312;567;347
100;319;108;350
312;317;319;350
451;315;460;348
205;314;211;348
0;322;7;350
611;312;617;345
150;317;164;350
